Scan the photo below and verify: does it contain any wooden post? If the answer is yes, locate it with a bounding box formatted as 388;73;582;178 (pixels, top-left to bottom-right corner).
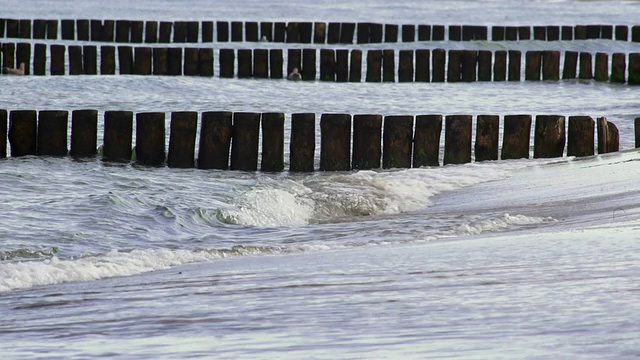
158;22;172;43
69;45;84;75
6;19;19;38
615;25;628;41
299;22;312;43
402;24;415;42
173;21;187;42
314;22;326;43
237;49;252;78
492;26;505;41
508;50;521;81
586;25;600;39
61;19;74;40
418;25;431;41
287;49;301;77
0;110;5;158
115;20;130;42
245;22;258;42
100;45;115;75
83;45;97;75
383;49;395;82
70;109;97;157
562;26;573;40
199;48;213;77
597;117;619;154
349;49;362;82
102;20;114;42
449;25;461;41
494;50;507;81
289;113;316;172
130;21;143;43
103;111;133;162
302;48;316;80
33;19;46;39
274;22;286;42
534;115;565;158
153;47;168;75
186;21;199;43
398;50;414;82
352;114;382;170
525;51;542;81
168;47;182;76
432;48;445;82
475;115;499;161
501;115;532;159
145;21;158;43
46;19;58;40
219;49;234;78
477;50;491;81
533;26;546;40
3;42;16;70
366;49;382;82
518;26;531;40
270;49;283;79
415;49;430;82
432;25;445;41
413;115;442;167
462;25;473;41
636;118;640;148
369;23;383;41
260;112;285;172
202;21;213;42
578;52;592;79
136;112;165;166
385;24;398;42
286;22;300;43
34;43;46;75
217;21;229;42
184;47;199;76
37;110;68;156
574;25;587;40
601;25;613;39
505;26;518;41
547;26;560;41
253;49;268;78
50;44;65;75
444;115;472;165
567;116;594;157
383;115;413;169
611;53;626;83
16;42;30;75
230;112;260;171
198;111;232;170
260;22;273;42
320;113;351;171
357;23;370;44
231;21;243;42
628;53;640;85
340;23;355;44
461;50;477;82
542;50;560;81
594;52;608;81
9;110;37;157
167;111;197;168
447;50;462;82
134;47;152;75
336;49;348;82
563;51;578;79
118;46;133;75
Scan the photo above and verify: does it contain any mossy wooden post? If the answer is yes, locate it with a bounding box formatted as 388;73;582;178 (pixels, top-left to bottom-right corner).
502;115;532;159
100;45;115;75
413;115;442;167
302;48;316;80
199;48;213;77
461;50;477;82
83;45;97;75
270;49;283;79
34;43;46;75
102;20;115;42
37;110;68;156
567;116;594;157
492;26;505;41
46;20;58;40
525;51;541;81
349;49;362;82
274;22;286;42
167;111;197;168
145;21;158;43
327;22;340;44
542;50;560;81
611;53;626;83
231;21;243;42
478;50;491;81
16;42;30;75
69;45;84;75
299;22;312;43
0;110;7;158
507;50;521;81
563;51;578;79
402;24;415;42
449;25;461;41
115;20;130;42
260;22;273;42
336;49;349;82
369;23;383;42
533;26;546;40
130;21;144;43
253;49;268;78
432;48;445;82
357;23;370;44
447;50;462;82
287;49;301;77
432;25;445;41
494;50;507;81
505;26;517;41
70;109;98;157
385;24;398;42
518;26;530;40
286;22;300;43
50;44;65;75
8;110;37;157
134;47;152;75
475;115;499;161
168;47;182;76
61;19;74;40
198;111;232;170
33;19;46;39
219;49;234;78
186;21;199;43
118;46;133;75
202;21;213;42
238;49;253;78
103;111;133;162
628;53;640;85
615;25;628;41
260;112;285;172
418;25;431;41
366;49;382;82
398;50;414;82
136;112;165;166
230;112;260;171
636;118;640;148
217;21;229;42
290;113;316;172
320;113;351;171
352;114;382;170
184;47;199;76
578;52;592;79
314;22;326;43
534;115;565;158
547;26;560;41
383;49;395;82
444;115;472;165
153;47;168;75
415;49;430;82
594;53;608;81
383;115;413;169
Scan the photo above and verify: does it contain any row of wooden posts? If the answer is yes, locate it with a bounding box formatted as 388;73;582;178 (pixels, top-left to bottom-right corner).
4;42;640;84
0;110;622;171
2;18;640;44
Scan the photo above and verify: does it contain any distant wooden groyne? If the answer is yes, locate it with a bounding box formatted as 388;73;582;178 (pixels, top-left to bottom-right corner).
1;18;640;44
2;42;640;84
0;110;622;171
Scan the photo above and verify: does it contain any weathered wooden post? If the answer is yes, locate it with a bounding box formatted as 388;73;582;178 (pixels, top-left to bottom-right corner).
413;115;442;167
6;19;19;38
260;22;273;42
366;49;382;82
46;20;58;40
152;47;168;75
636;118;640;148
597;117;619;153
0;110;7;158
286;22;300;43
357;23;370;44
628;53;640;85
508;50;521;81
118;46;134;75
563;51;578;79
219;49;234;78
418;25;431;41
542;50;560;81
518;26;531;40
37;110;68;156
611;53;626;83
16;42;30;75
525;51;542;81
601;25;613;39
505;26;518;41
69;45;84;75
461;50;477;82
561;26;573;40
186;21;198;43
336;49;349;82
9;110;37;157
314;22;326;43
167;111;197;168
534;115;565;158
299;22;313;43
383;49;395;82
50;44;65;75
432;25;445;41
19;19;31;39
33;19;46;39
83;45;97;75
492;26;505;41
350;49;362;82
102;20;114;42
383;115;413;168
34;43;46;75
199;48;213;77
327;22;340;44
494;50;507;81
302;48;316;80
274;22;286;42
567;116;594;157
415;49;430;82
533;26;546;40
615;25;628;41
444;115;472;165
290;113;316;172
320;113;351;171
158;22;171;43
70;109;98;157
115;20;130;42
402;24;415;42
130;21;144;43
475;115;499;161
319;49;335;81
287;49;301;77
270;49;283;79
145;21;158;43
103;111;133;162
202;21;213;42
477;50;491;81
134;47;152;75
100;45;116;75
260;112;285;172
547;26;560;41
502;115;532;159
184;47;199;76
136;112;165;166
231;21;243;42
369;23;383;43
385;24;398;42
448;50;462;82
586;25;600;39
398;50;414;82
352;114;382;170
253;49;268;78
198;111;232;170
167;47;182;76
594;52;608;81
61;19;74;40
230;112;261;171
578;52;593;79
3;42;16;70
574;25;587;40
237;49;252;78
217;21;229;42
449;25;462;41
432;48;445;82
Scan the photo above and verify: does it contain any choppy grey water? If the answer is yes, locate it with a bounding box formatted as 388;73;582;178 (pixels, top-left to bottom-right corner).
1;0;640;358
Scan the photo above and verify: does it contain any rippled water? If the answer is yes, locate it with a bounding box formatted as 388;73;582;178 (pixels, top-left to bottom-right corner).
1;0;640;358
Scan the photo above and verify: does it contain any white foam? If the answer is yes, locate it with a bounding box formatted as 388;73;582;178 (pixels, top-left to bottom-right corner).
453;213;556;236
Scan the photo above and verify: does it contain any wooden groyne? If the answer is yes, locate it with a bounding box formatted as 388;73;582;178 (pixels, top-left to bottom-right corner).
0;110;624;171
1;19;639;44
3;43;640;84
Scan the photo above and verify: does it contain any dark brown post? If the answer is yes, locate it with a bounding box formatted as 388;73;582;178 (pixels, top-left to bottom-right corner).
449;25;461;41
383;49;395;82
83;45;97;75
118;46;133;75
198;111;232;170
494;50;506;81
260;112;285;172
231;21;243;42
586;25;600;39
136;112;165;166
219;49;234;78
287;49;301;77
563;51;578;79
145;21;158;43
34;43;46;75
447;50;462;82
103;110;133;162
533;26;546;40
286;22;300;43
9;110;37;157
253;49;268;78
518;26;531;40
37;110;68;156
567;116;594;157
534;115;565;158
130;21;143;43
432;25;445;41
168;47;182;76
230;112;260;171
153;47;168;75
274;22;286;42
366;49;382;82
50;44;65;75
115;20;130;42
6;19;18;38
0;110;6;158
301;22;314;43
413;115;442;167
475;115;499;161
597;117;618;154
370;23;383;43
615;25;628;41
415;49;430;82
246;22;260;42
173;21;187;42
508;50;521;81
199;48;213;77
61;19;74;40
607;121;619;153
350;49;362;82
69;45;84;75
102;20;114;42
602;25;613;39
462;25;474;41
336;49;349;82
461;50;477;82
611;53;625;83
270;49;283;79
478;50;491;81
547;26;560;41
578;52;592;79
100;45;115;75
167;111;197;168
184;47;199;76
314;22;326;43
16;42;30;75
33;19;46;39
289;113;316;172
238;49;252;78
45;20;58;40
383;115;413;169
402;24;415;42
302;48;316;80
505;26;518;41
574;25;587;40
260;22;273;42
357;23;370;44
492;26;505;41
418;25;431;41
385;24;398;42
157;21;171;43
594;52;608;81
186;21;199;43
561;26;573;40
444;115;472;165
217;21;229;42
542;50;560;80
636;118;640;148
352;114;382;170
3;42;16;70
432;48;445;82
70;109;98;157
525;51;541;81
320;113;351;171
398;50;413;82
202;21;213;42
134;47;152;75
502;114;532;159
630;53;640;85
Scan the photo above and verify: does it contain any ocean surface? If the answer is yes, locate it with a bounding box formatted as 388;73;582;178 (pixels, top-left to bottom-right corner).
1;0;640;358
